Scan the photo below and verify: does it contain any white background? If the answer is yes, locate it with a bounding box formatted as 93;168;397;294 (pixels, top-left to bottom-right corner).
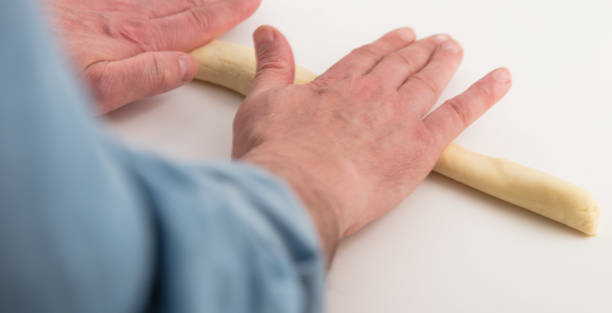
106;0;612;312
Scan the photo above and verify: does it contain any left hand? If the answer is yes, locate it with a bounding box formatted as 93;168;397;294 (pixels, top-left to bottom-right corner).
45;0;261;113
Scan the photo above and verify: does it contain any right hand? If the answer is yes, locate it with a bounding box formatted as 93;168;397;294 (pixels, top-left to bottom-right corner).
45;0;261;113
235;26;511;256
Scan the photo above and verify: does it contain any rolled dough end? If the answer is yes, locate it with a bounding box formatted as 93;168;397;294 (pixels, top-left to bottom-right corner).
435;143;600;236
571;200;600;236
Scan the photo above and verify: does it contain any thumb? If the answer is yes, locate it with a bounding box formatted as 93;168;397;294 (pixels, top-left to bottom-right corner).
87;51;197;113
249;25;296;95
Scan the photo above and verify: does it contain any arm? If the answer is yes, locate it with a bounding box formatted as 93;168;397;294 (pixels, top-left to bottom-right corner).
0;2;323;313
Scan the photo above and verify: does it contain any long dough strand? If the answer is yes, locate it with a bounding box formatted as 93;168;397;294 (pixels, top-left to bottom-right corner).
190;40;600;236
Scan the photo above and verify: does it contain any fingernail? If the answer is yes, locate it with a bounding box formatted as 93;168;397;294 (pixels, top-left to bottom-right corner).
433;34;450;43
255;26;275;52
492;68;511;83
397;28;414;42
178;56;189;81
440;40;461;54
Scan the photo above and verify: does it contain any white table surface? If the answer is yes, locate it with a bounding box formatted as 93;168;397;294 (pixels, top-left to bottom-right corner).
105;0;612;312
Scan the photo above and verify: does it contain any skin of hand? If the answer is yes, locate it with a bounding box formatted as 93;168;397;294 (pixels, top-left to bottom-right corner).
44;0;262;113
235;26;512;258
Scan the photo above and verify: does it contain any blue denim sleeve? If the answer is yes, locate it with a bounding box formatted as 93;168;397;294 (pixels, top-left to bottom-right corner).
0;2;324;313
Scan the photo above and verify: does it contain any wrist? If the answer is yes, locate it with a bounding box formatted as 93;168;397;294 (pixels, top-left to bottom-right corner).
239;142;357;260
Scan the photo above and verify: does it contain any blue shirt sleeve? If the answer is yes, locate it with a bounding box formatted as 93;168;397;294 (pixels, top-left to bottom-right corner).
0;2;325;313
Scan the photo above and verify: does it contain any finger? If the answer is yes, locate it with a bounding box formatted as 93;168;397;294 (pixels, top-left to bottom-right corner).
424;68;512;149
151;0;262;51
367;34;450;89
399;39;463;117
318;28;415;81
249;25;295;95
87;51;197;113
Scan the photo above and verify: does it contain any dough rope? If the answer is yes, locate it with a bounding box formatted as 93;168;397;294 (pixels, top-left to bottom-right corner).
190;40;600;236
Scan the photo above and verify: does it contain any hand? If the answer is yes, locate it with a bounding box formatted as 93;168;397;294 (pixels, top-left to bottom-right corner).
45;0;261;113
234;26;512;257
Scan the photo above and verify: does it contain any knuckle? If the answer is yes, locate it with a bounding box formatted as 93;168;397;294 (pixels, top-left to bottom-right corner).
445;98;470;127
394;50;417;69
473;81;494;103
258;58;289;72
255;58;290;79
409;74;439;98
149;54;169;88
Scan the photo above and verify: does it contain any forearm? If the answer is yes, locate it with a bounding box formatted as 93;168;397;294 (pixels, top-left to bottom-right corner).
0;2;326;312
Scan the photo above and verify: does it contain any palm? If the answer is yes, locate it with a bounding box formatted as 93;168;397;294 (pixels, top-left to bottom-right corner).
46;0;261;112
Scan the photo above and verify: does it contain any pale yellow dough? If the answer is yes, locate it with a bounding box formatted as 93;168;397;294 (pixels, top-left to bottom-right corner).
190;40;600;236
